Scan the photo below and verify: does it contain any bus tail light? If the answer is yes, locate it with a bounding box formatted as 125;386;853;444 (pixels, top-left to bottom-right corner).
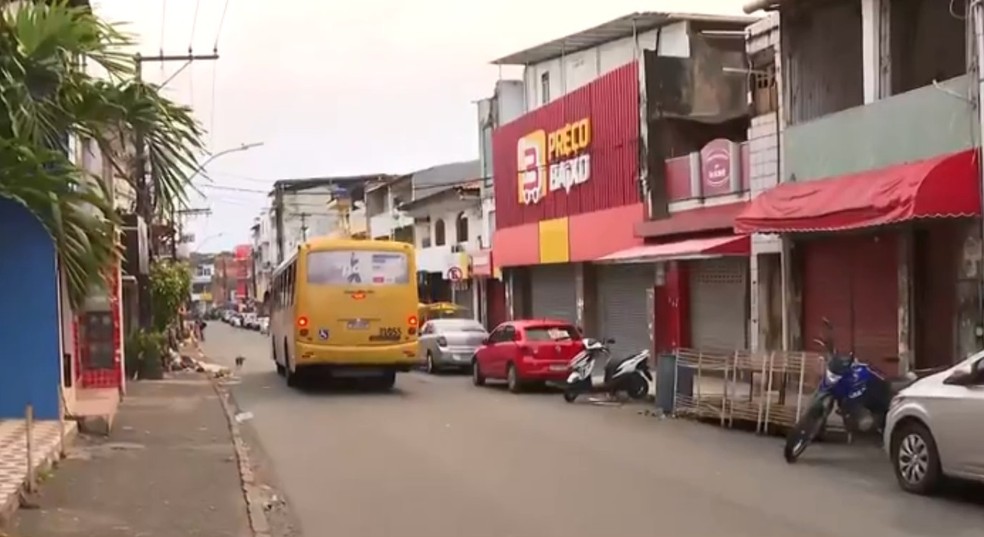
407;315;418;335
297;316;309;328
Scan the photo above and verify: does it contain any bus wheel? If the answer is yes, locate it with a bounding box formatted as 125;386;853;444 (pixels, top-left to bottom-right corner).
273;341;285;376
285;347;300;388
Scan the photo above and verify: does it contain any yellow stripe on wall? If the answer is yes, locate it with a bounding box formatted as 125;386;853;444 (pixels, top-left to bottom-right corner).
538;217;570;264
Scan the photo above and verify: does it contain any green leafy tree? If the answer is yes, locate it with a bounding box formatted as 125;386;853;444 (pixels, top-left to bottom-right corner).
149;259;191;332
0;1;205;309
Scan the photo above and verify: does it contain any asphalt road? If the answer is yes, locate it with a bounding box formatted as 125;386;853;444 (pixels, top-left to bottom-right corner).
201;322;984;537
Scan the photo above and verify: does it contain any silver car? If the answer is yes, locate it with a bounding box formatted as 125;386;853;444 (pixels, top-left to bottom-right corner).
418;319;488;373
884;351;984;495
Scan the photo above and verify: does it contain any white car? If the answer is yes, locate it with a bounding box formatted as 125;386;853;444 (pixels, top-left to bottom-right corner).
884;352;984;495
258;317;270;334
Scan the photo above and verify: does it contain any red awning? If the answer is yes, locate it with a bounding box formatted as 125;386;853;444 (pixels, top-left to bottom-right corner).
597;235;750;264
734;149;980;234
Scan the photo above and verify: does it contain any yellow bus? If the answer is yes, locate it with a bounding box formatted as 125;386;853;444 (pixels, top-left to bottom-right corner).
268;238;420;389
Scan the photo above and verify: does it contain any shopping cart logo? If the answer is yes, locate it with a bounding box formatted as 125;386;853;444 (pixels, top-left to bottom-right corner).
517;130;547;205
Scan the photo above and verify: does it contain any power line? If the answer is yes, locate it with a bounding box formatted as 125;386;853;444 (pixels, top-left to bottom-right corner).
209;61;218;150
159;0;168;56
189;0;202;52
213;0;232;52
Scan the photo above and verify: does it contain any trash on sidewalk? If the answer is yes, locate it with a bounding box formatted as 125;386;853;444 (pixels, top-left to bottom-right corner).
233;411;254;423
197;362;232;378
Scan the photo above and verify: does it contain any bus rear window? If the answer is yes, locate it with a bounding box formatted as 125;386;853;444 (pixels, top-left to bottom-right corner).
524;325;581;342
307;250;409;285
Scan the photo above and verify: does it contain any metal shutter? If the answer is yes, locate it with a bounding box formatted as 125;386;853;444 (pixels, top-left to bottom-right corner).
689;257;748;351
801;234;898;374
597;264;654;361
453;281;473;313
530;264;578;323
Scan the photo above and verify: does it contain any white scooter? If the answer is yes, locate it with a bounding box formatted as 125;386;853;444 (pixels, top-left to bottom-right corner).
563;338;652;403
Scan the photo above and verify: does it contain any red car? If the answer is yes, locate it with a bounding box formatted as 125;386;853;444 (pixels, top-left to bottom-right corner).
471;320;584;393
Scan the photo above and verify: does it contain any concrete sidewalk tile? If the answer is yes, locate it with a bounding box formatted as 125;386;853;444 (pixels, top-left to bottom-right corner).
0;419;74;525
6;374;251;537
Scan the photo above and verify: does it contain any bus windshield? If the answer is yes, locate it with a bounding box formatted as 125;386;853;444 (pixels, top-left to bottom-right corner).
306;250;409;286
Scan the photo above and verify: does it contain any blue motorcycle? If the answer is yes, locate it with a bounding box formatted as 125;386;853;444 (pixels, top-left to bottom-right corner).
784;319;913;463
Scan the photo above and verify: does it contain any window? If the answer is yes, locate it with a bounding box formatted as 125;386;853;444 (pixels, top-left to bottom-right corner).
285;262;296;306
489;325;516;343
540;72;550;104
306;250;409;285
455;212;469;244
524;325;580;342
434;219;446;246
421;322;435;335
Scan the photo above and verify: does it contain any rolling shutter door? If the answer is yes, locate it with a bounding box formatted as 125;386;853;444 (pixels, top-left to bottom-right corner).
597;264;654;361
801;239;852;357
453;281;473;313
689;257;748;351
530;264;577;323
801;234;898;374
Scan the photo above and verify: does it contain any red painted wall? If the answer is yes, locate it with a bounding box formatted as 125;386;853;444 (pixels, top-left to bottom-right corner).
568;203;643;261
492;223;539;267
493;62;640;229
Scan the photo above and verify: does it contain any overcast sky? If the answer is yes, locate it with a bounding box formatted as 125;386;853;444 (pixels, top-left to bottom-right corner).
93;0;747;252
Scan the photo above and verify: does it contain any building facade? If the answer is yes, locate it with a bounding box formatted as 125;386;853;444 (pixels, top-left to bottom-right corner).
737;0;982;373
399;162;483;314
491;12;756;360
473;80;524;329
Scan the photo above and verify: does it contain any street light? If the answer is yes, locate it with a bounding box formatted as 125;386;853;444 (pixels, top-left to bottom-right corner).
192;141;265;181
193;232;226;253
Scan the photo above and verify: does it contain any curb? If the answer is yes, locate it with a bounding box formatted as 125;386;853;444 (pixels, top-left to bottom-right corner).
0;423;78;527
209;374;271;537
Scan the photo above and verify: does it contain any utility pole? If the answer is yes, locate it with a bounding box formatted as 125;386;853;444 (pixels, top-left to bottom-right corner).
274;183;285;264
299;213;309;242
132;51;219;328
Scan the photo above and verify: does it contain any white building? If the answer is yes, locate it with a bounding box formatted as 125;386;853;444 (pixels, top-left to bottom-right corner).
365;176;414;242
268;176;389;266
365;162;484;316
250;208;276;301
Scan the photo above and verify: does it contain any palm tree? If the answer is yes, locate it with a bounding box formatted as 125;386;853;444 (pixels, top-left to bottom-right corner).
0;1;205;309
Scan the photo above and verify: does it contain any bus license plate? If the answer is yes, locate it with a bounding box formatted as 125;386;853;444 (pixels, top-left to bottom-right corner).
347;319;369;330
368;327;402;342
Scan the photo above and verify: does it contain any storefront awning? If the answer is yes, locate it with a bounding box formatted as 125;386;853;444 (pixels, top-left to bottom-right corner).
734;149;980;234
596;235;750;264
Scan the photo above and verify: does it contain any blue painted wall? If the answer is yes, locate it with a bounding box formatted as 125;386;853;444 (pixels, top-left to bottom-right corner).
0;197;61;419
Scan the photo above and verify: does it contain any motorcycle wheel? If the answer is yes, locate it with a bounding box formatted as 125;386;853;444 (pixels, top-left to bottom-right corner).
783;399;830;463
626;376;649;400
563;389;578;403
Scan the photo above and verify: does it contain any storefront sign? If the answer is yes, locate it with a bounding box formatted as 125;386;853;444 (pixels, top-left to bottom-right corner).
698;139;741;197
517;118;592;205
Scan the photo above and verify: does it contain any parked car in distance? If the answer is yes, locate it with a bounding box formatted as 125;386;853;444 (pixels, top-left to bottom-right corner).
472;320;584;393
418;318;488;373
242;312;258;330
884;352;984;495
230;314;243;328
258;316;270;335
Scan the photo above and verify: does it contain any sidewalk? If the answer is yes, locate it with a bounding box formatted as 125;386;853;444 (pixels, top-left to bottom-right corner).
4;373;251;537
